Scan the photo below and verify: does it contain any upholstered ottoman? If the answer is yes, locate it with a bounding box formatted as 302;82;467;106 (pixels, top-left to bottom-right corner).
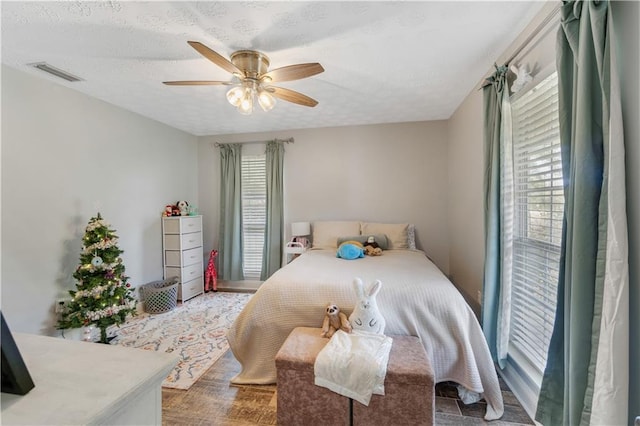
352;334;434;426
275;327;350;426
274;327;434;426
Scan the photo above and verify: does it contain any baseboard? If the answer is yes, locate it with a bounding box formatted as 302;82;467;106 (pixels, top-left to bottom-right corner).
216;280;262;293
215;287;256;294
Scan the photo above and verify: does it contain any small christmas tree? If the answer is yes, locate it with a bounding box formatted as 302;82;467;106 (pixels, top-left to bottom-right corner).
58;213;137;343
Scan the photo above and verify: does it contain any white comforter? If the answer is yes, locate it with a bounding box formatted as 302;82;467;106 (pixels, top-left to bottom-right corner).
227;249;504;420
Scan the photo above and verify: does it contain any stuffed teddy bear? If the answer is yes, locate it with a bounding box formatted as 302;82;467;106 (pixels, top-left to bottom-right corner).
163;205;174;217
171;205;181;216
365;245;383;256
321;302;352;338
177;200;189;216
363;236;382;256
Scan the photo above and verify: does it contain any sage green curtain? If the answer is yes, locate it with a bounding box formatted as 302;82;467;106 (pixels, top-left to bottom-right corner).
218;143;244;281
260;141;284;280
481;64;510;369
536;1;629;424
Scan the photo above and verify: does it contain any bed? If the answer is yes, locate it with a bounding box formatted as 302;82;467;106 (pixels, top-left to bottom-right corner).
227;221;504;420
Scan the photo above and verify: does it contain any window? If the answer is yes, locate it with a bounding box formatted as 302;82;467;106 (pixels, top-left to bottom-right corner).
241;154;266;279
508;71;563;375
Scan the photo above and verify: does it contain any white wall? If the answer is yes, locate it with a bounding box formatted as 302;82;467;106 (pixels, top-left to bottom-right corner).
1;65;198;335
446;90;484;311
197;121;451;274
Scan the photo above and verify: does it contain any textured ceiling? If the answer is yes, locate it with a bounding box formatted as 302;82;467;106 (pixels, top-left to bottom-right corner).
1;1;545;136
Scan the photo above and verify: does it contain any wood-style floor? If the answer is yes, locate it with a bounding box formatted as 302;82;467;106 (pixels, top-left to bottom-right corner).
163;350;276;425
162;349;534;425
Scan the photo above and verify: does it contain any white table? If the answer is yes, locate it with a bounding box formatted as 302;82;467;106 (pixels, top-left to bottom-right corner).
1;333;178;425
284;241;307;263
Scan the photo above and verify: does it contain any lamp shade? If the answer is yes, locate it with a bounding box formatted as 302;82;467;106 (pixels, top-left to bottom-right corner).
226;86;244;107
258;90;276;112
291;222;311;237
238;88;254;115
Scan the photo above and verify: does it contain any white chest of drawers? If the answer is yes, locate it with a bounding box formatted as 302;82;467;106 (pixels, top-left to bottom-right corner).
162;215;204;301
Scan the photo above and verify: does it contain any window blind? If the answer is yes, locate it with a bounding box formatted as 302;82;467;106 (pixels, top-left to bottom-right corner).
241;154;266;280
509;72;562;374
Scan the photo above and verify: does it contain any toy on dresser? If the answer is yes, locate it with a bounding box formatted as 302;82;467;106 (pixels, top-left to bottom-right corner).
162;202;190;217
177;200;189;216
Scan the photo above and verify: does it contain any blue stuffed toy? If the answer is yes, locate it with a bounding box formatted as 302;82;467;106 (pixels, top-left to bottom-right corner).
336;241;365;260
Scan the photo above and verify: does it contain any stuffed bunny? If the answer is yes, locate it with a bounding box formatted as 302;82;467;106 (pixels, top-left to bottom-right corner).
348;278;386;334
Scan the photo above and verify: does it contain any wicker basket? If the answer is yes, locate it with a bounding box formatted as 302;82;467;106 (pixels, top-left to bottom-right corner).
140;278;179;314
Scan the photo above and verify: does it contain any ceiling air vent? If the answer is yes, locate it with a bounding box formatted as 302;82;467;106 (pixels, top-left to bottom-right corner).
29;62;83;82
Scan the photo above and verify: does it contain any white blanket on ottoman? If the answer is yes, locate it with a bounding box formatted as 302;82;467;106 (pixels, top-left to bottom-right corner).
314;330;393;406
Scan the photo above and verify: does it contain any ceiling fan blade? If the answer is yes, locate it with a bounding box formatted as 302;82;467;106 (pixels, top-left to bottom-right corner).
163;80;231;86
261;63;324;83
269;86;319;107
187;41;243;76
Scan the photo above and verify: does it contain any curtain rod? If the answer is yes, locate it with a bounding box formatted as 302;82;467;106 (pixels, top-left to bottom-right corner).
478;3;561;89
213;137;294;148
505;3;561;66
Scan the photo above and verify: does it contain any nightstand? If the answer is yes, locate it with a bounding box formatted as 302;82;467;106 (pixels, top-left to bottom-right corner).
284;241;306;263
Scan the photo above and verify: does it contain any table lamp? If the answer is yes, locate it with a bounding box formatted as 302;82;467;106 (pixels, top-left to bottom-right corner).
291;222;311;248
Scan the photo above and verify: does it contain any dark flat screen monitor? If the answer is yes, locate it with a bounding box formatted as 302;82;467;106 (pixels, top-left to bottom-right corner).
1;311;35;395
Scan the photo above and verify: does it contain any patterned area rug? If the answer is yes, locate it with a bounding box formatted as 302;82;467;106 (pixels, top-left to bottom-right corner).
112;291;252;390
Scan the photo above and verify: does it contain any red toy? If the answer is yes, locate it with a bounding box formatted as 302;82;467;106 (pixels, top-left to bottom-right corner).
205;250;218;292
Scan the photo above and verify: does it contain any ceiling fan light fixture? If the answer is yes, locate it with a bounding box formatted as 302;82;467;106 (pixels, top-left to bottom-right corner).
166;42;324;114
258;90;276;112
226;86;244;107
238;88;254;115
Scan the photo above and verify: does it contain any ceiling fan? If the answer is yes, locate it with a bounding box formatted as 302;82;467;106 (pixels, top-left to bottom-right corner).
163;41;324;114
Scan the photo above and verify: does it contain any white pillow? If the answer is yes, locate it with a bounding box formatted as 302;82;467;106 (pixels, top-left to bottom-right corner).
361;222;409;249
312;221;361;249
